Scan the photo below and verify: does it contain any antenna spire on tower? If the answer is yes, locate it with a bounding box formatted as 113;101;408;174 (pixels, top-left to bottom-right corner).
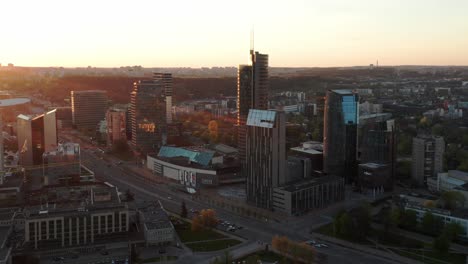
250;26;255;54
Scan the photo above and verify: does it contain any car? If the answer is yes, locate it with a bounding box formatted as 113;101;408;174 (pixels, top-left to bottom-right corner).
167;196;172;200
117;161;123;165
319;243;328;248
306;240;316;245
314;244;322;248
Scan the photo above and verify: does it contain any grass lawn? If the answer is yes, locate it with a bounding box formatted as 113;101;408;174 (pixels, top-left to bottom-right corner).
174;221;227;243
186;239;242;252
141;256;178;263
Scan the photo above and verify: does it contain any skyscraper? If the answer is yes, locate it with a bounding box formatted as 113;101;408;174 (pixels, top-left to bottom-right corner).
71;90;108;132
17;109;57;166
323;90;359;183
245;109;286;209
237;51;269;173
106;108;127;147
153;73;173;124
412;135;445;186
130;80;166;155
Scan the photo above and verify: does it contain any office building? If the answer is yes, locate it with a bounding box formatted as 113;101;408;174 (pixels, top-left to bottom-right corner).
358;113;396;189
411;135;445;186
130;80;166;155
237;51;269;175
323;90;359;183
153;73;173;124
106;108;127;147
71;90;107;132
273;175;345;215
17;110;57;166
147;146;241;189
290;141;323;174
24;183;129;250
245;109;286;209
358;163;391;197
427;170;468;202
138;201;175;246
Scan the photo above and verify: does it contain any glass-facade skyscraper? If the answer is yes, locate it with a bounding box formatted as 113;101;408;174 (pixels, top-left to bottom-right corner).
237;51;269;177
130;80;166;155
323;90;359;183
245;109;286;209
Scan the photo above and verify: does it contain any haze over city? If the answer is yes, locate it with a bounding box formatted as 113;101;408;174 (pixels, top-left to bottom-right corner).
2;1;468;264
2;0;468;67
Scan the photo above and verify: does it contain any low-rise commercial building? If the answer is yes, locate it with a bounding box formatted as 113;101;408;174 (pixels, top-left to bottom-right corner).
147;146;241;190
138;201;174;246
273;175;345;216
23;184;129;250
358;163;392;197
404;203;468;239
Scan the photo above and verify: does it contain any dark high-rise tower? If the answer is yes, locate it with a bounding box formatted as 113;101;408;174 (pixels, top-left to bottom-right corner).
71;90;107;132
245;109;286;209
130;80;166;155
323;90;359;183
237;51;269;172
153;73;173;124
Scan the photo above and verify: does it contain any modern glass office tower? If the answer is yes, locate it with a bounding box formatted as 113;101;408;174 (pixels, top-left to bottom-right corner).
245;109;286;209
130;80;166;155
323;90;359;183
71;90;108;132
237;51;269;175
153;73;173;124
17;109;57;166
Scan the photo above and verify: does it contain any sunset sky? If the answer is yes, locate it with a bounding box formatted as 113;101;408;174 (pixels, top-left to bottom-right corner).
1;0;468;67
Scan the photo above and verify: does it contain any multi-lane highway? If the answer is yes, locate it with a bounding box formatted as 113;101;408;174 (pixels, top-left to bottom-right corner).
77;147;401;264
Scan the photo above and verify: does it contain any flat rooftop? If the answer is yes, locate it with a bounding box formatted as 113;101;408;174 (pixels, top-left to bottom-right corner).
276;175;343;193
138;202;173;230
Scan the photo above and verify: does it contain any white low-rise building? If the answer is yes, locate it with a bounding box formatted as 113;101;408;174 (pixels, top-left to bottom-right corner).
138;201;175;246
427;171;468;206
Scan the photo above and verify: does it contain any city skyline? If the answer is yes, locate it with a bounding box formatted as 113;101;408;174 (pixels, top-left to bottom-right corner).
2;0;468;68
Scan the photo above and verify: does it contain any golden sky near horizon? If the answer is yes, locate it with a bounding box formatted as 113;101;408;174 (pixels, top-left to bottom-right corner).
1;0;468;67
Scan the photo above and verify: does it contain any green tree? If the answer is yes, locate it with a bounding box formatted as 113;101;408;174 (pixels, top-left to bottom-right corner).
431;124;444;136
180;200;188;218
440;191;465;210
421;212;435;234
399;210;417;230
445;222;463;241
433;233;450;254
383;208;400;233
245;255;260;264
112;138;129;153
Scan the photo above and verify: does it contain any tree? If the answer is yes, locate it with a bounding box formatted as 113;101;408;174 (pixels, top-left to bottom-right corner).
399;210;417;230
112;138;130;153
383;208;400;233
272;235;289;255
445;222;463;241
191;215;203;232
245;254;260;264
433;233;450;254
440;191;465;210
200;209;218;228
421;212;435;234
180;200;188;218
431;124;444;136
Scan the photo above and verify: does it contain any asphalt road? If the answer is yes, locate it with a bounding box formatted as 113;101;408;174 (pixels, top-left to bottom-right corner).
78;148;401;264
